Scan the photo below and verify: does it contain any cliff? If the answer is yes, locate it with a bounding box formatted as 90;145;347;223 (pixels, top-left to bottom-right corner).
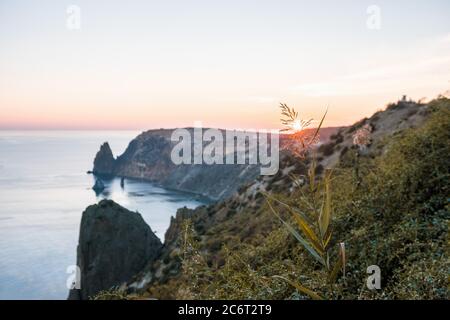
68;200;162;300
92;129;262;200
92;128;339;200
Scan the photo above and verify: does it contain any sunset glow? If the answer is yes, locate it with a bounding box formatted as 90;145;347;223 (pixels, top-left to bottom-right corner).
0;0;449;130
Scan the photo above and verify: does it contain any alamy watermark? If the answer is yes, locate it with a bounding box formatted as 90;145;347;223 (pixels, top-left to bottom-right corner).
366;265;381;290
366;5;381;30
66;5;81;30
66;265;81;290
171;122;280;175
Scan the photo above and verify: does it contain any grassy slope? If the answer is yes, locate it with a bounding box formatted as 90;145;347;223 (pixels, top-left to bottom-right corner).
120;98;449;300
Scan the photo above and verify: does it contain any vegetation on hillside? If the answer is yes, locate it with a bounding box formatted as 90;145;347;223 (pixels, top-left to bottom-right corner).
174;98;449;300
96;97;449;300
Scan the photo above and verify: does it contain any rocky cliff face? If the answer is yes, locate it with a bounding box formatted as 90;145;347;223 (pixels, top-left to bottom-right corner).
93;142;116;176
91;128;340;200
68;200;162;300
92;129;261;200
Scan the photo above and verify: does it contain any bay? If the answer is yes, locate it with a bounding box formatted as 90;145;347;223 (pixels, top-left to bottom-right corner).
0;131;206;299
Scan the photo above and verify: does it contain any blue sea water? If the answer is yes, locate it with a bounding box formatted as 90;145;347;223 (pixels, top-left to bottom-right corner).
0;131;206;300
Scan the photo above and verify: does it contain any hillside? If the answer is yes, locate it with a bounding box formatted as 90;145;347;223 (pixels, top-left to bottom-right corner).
102;97;448;300
87;98;450;299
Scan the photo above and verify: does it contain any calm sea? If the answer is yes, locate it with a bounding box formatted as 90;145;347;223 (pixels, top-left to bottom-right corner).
0;131;206;300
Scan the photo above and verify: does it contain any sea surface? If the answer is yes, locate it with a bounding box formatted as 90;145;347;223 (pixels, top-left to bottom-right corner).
0;131;207;300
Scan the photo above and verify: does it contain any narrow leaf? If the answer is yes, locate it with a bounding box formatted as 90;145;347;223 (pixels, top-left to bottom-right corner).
308;160;316;192
328;254;343;284
309;107;328;145
263;192;314;226
291;211;324;254
266;199;324;265
318;174;332;238
323;227;333;249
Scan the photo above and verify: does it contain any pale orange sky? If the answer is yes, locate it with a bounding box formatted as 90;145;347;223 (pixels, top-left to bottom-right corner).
1;1;449;130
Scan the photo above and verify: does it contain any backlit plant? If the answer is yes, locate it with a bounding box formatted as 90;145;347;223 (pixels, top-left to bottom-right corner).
265;104;345;300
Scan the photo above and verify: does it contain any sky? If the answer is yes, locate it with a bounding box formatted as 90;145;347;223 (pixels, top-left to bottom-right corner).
0;0;449;130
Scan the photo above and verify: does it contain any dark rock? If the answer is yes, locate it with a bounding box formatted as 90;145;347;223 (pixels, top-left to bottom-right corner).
93;142;116;175
105;129;261;200
68;199;162;300
92;178;105;194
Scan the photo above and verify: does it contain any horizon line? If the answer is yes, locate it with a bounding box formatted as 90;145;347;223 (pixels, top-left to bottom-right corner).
0;125;345;132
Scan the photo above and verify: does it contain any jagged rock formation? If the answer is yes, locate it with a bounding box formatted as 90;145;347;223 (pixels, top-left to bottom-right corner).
68;200;162;300
93;142;116;176
125;206;195;293
164;207;192;246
